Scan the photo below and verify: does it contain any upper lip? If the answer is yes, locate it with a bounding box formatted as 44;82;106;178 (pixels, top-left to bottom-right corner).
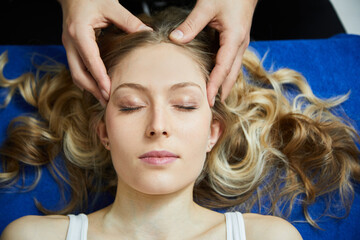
139;151;179;158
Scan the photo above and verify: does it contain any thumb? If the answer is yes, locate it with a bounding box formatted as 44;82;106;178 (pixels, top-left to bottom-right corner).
169;5;213;43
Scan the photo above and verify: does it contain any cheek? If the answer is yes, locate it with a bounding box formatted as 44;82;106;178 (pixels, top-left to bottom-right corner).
178;109;212;160
175;112;211;188
104;107;143;163
180;116;210;146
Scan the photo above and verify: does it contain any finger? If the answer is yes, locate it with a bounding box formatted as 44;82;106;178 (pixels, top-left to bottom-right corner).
207;30;240;106
221;36;250;102
106;4;152;33
220;48;244;103
64;38;106;105
169;2;214;43
73;27;111;100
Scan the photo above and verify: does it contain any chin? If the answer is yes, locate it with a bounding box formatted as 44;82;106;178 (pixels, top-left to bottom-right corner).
131;176;195;196
137;187;177;195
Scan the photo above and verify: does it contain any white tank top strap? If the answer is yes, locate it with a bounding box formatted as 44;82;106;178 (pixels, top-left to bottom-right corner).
66;213;88;240
225;212;246;240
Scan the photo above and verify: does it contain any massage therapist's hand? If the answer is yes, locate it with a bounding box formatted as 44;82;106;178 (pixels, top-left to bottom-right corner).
58;0;152;105
170;0;258;106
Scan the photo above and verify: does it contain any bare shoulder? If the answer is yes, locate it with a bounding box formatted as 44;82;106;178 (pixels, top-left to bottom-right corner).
1;215;69;240
243;213;303;240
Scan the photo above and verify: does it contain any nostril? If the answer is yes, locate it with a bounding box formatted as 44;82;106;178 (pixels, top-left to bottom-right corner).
148;131;168;136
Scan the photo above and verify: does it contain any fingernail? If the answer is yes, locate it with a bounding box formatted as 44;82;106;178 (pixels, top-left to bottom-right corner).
139;24;153;31
101;89;109;100
211;96;216;106
170;30;183;40
99;98;106;108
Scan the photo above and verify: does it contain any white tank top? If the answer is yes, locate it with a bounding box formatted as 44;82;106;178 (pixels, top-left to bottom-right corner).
66;212;246;240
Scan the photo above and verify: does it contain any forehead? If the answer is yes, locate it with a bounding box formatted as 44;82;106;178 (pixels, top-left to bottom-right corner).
110;43;206;91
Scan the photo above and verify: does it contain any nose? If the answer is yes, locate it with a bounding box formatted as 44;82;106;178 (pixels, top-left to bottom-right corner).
145;107;169;138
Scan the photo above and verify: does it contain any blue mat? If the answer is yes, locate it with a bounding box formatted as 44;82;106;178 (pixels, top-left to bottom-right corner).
0;34;359;239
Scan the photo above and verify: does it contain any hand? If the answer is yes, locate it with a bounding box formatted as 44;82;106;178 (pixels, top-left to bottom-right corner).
169;0;258;106
58;0;152;105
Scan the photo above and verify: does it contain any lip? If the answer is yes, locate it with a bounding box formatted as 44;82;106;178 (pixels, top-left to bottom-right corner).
139;151;179;165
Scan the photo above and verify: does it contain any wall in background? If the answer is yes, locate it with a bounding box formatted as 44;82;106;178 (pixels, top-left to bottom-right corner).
330;0;360;35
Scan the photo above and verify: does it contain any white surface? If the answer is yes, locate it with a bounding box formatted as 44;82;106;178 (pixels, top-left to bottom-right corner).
330;0;360;35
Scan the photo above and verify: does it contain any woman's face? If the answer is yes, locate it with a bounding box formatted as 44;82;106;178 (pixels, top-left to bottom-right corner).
98;43;221;195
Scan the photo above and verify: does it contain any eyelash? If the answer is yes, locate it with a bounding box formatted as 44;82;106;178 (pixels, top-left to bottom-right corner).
119;106;143;112
119;105;197;113
174;105;197;111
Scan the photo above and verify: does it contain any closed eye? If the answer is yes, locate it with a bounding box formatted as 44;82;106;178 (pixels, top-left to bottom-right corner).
119;105;197;113
119;106;144;112
174;105;198;111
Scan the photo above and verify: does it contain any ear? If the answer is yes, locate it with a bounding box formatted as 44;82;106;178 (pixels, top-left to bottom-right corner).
97;120;110;150
207;119;223;152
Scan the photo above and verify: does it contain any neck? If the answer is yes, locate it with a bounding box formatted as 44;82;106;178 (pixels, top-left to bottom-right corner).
102;180;206;239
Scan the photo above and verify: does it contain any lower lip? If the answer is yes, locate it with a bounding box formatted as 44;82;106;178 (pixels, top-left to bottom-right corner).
140;157;178;165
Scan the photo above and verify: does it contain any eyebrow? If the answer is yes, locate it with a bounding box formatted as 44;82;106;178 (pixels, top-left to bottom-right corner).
112;82;204;95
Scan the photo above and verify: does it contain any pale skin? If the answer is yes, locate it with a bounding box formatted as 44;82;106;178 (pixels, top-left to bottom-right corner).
1;44;302;240
57;0;258;106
